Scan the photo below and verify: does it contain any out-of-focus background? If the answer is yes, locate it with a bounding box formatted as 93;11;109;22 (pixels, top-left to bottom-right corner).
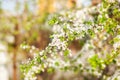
0;0;101;80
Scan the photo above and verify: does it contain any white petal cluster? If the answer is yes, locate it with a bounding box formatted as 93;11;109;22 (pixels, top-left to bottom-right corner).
113;35;120;49
49;34;67;50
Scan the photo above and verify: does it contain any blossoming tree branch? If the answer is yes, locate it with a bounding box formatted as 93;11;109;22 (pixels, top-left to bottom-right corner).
21;0;120;80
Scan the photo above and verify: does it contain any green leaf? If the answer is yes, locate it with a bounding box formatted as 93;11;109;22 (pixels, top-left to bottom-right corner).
47;67;54;73
88;29;95;38
64;49;69;56
55;61;60;66
48;17;57;25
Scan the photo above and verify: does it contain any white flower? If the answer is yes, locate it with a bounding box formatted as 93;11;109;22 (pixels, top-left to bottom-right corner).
113;35;120;49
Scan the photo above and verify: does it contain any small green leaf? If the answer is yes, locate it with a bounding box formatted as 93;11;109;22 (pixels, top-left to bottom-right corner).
47;67;54;73
64;49;69;56
48;17;57;25
55;62;59;66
